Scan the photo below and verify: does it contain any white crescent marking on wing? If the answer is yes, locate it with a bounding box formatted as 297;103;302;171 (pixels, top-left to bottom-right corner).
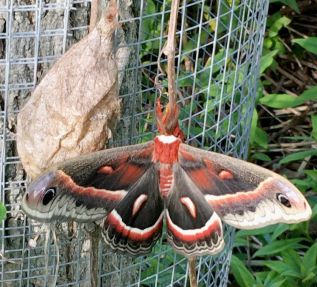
180;197;197;218
132;194;148;216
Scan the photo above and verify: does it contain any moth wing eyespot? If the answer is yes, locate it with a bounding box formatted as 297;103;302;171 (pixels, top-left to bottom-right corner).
42;187;56;206
276;193;291;208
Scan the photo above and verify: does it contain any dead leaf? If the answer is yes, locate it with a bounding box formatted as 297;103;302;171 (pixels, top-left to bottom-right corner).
17;1;120;179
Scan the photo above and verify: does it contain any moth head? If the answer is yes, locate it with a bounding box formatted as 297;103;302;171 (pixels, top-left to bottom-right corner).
155;99;184;140
269;177;311;223
22;170;62;222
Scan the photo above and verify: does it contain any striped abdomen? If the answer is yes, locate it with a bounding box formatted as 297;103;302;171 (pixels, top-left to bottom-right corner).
152;135;181;199
159;165;174;198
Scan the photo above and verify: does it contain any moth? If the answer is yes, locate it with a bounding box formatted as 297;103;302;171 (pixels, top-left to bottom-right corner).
21;99;312;257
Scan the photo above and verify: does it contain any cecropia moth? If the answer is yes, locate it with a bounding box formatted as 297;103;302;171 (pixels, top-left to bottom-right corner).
21;99;312;257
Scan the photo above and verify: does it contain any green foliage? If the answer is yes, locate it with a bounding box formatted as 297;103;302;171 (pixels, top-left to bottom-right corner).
292;37;317;56
231;255;256;287
231;1;317;286
260;50;279;74
260;13;292;74
259;88;317;109
0;202;6;221
253;238;305;257
279;149;317;164
262;245;317;287
233;223;317;287
311;115;317;140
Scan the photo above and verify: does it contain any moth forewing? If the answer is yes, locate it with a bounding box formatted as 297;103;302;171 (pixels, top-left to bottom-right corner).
179;143;311;230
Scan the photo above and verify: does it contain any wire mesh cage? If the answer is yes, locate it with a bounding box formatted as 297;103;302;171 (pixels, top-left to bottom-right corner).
0;0;269;286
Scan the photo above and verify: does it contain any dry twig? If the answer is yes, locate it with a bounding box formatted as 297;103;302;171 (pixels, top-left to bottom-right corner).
188;257;198;287
162;0;180;107
161;1;198;286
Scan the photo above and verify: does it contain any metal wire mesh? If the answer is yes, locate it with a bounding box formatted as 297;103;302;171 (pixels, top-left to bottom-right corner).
0;0;269;286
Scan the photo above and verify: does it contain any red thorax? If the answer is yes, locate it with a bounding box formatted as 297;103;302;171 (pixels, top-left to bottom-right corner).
153;99;184;198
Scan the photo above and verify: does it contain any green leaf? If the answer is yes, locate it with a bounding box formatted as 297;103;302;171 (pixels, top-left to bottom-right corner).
262;271;286;287
230;255;256;287
236;225;277;237
264;260;294;275
265;263;301;279
279;149;317;164
260;50;278;74
254;238;303;257
282;249;302;275
292;179;312;192
295;86;317;105
312;204;317;218
270;0;300;13
311;115;317;140
268;16;291;37
255;127;268;149
259;87;317;109
271;224;289;240
304;170;317;181
0;202;6;221
252;152;272;162
302;272;317;284
259;94;298;108
302;243;317;272
292;37;317;55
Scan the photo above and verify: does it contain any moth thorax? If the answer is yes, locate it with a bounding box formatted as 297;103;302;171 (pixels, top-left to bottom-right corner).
153;135;181;164
159;164;174;199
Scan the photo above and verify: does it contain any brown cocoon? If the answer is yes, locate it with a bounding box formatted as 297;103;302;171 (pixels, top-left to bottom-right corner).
17;2;120;179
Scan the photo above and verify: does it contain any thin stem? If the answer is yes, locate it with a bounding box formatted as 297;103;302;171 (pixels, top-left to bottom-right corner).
189;256;198;287
90;226;101;287
163;0;180;107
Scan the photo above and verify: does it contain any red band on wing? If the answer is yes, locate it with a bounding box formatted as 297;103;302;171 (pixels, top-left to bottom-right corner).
115;164;145;186
204;179;276;210
56;170;126;201
166;211;222;242
186;168;215;190
106;210;164;241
